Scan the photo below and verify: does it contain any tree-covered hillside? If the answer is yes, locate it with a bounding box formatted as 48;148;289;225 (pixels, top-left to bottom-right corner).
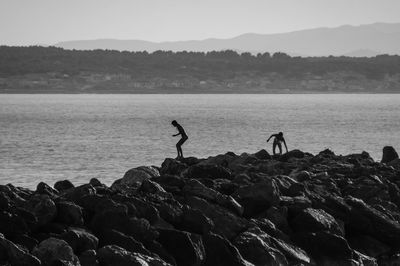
0;46;399;93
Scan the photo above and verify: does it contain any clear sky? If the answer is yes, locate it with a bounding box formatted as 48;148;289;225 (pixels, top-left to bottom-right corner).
1;0;399;45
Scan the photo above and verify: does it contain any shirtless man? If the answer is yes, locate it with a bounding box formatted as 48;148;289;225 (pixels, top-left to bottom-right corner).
171;120;188;159
267;132;288;155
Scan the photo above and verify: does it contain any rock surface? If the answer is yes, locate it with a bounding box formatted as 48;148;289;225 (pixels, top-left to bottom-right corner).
0;146;399;265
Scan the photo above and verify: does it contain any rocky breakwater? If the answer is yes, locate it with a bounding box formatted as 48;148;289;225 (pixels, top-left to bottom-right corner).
1;146;400;265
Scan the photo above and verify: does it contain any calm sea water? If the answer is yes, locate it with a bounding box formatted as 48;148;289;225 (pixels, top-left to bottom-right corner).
1;94;399;189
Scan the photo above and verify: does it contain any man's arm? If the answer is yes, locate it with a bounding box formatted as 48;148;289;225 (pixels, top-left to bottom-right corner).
172;133;180;137
283;139;288;152
267;134;275;142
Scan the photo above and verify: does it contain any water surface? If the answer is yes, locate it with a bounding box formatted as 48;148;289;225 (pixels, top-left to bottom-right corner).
1;94;399;188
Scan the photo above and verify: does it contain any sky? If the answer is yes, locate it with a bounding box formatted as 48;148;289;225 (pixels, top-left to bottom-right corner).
1;0;399;45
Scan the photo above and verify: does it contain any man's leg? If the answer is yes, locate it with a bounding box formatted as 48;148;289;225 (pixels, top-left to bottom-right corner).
278;143;282;155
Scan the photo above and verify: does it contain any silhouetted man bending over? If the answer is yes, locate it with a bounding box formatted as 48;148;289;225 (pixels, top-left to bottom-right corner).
267;132;288;155
171;120;188;159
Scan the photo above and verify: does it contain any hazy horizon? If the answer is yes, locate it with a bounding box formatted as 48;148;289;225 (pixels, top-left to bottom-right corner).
1;0;400;45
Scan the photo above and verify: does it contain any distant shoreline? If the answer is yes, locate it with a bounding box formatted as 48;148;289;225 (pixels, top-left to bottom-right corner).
1;92;400;94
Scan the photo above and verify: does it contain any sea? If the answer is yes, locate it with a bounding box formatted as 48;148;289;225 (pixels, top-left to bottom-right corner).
1;94;399;189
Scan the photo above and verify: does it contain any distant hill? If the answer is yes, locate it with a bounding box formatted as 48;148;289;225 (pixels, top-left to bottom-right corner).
55;22;400;57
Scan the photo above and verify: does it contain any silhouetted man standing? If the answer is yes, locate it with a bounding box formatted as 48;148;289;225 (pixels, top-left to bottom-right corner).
171;120;188;159
267;132;288;155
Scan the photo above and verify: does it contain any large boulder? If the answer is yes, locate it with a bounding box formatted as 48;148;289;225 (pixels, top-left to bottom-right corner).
33;195;57;226
79;249;99;266
290;208;343;236
62;184;96;206
36;182;58;197
56;201;84;226
279;149;305;162
139;179;166;194
183;179;243;215
90;209;158;243
186;196;249;240
54;180;75;192
158;229;205;266
270;237;311;265
112;166;160;191
346;196;400;248
293;231;353;265
232;180;280;217
183;164;232;180
233;230;288;266
97;245;171;266
381;146;399;163
98;229;151;255
254;149;272;160
0;233;41;266
203;233;253;266
32;237;80;266
0;211;30;238
61;228;99;254
160;158;188;176
179;206;214;234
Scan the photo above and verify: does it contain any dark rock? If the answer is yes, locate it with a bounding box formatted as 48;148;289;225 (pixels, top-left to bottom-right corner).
160;158;188;176
90;209;158;243
32;237;79;266
290;208;343;236
180;156;203;166
353;250;377;266
233;230;288;266
80;194;126;216
0;233;41;266
254;149;272;160
382;146;399;164
348;235;390;258
158;229;205;266
270;237;310;265
36;182;58;197
184;164;232;180
56;201;84;226
152;175;186;190
388;158;400;169
279;149;305;162
10;234;38;252
0;192;10;211
262;206;291;233
346;196;400;248
98;229;151;255
33;196;57;226
203;233;251;266
54;180;75;192
294;171;312;182
180;206;214;234
89;178;102;187
0;211;29;238
139;179;166;194
183;179;243;215
112;166;160;191
293;231;353;264
62;184;96;205
79;249;99;266
232;179;280;217
97;245;171;266
123;196;160;224
186;196;249;240
250;218;290;242
61;228;98;254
